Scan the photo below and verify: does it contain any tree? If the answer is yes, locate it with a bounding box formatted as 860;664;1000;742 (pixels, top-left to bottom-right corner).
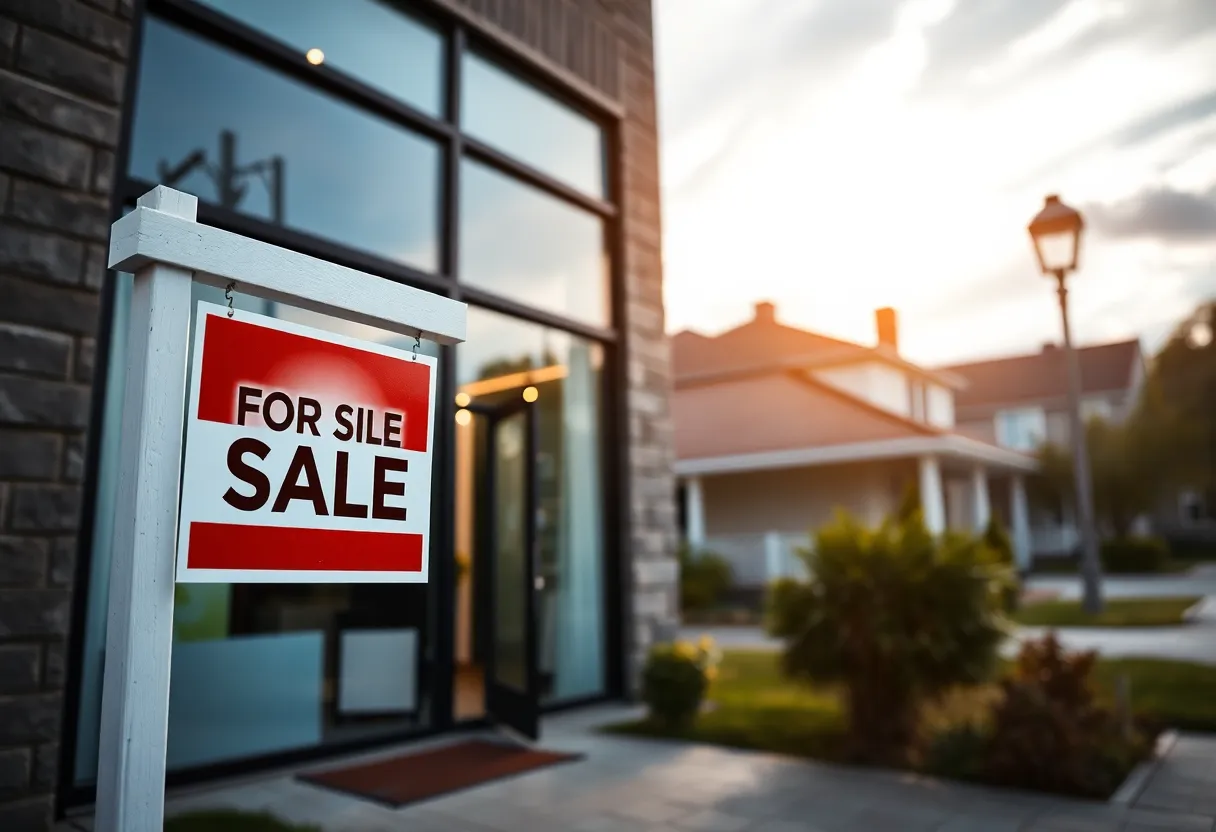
1029;310;1210;539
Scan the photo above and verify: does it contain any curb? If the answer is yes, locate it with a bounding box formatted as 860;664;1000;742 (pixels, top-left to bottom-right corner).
1110;729;1178;806
1182;596;1216;623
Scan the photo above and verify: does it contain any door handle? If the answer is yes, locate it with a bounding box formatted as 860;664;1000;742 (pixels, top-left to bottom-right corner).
534;576;545;591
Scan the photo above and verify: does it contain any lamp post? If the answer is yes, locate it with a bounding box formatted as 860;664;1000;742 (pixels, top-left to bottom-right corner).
1028;194;1103;613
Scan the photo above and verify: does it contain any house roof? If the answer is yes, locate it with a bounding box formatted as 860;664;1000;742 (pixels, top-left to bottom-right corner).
672;320;865;380
941;339;1142;409
673;308;965;387
674;369;938;461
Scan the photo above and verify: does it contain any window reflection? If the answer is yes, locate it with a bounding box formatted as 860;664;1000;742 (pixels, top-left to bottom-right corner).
462;52;605;198
196;0;445;117
460;159;609;326
130;18;441;272
453;308;606;708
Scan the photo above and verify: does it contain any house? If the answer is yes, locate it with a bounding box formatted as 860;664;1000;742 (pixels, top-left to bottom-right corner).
672;302;1038;588
941;339;1148;555
0;0;672;826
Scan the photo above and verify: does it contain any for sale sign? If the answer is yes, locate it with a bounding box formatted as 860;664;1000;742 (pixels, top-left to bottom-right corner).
175;302;436;583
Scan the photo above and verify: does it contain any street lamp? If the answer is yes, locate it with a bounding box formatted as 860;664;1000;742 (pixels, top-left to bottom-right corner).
1028;194;1104;613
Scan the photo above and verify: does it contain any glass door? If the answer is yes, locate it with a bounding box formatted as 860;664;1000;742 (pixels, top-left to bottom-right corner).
483;401;540;740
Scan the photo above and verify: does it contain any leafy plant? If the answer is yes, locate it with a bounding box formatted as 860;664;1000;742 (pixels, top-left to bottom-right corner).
983;633;1152;798
923;723;990;782
679;543;734;612
1101;536;1170;574
982;516;1021;611
641;637;721;728
765;509;1009;763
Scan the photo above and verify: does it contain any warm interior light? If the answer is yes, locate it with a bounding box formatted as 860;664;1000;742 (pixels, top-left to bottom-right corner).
454;408;471;426
305;48;325;66
454;392;470;408
522;386;539;403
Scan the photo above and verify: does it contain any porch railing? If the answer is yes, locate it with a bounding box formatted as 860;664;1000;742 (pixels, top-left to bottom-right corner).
699;532;811;588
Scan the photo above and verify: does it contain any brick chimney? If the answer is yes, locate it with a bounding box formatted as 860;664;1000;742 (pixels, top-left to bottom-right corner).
754;300;776;324
875;307;898;351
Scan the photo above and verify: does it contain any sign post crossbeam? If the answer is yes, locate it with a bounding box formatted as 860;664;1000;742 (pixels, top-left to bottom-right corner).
96;186;467;832
108;202;467;344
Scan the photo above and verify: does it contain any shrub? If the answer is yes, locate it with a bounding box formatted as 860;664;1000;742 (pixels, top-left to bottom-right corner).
983;633;1151;798
641;637;721;728
765;509;1009;764
679;543;734;612
924;723;990;782
981;517;1021;611
1101;536;1170;574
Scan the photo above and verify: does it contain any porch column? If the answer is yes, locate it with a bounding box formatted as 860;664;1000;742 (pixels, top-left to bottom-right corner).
918;455;946;535
1010;474;1032;571
971;465;991;531
685;476;706;549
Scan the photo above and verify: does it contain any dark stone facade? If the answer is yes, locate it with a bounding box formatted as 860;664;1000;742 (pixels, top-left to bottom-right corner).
0;0;674;827
0;0;131;827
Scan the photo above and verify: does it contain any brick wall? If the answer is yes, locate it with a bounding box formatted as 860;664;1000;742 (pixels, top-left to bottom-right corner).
0;0;132;827
451;0;679;690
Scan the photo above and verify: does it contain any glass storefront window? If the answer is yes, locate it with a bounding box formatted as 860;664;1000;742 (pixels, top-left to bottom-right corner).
454;308;607;706
73;280;441;785
461;52;606;198
460;159;609;326
196;0;445;117
129;18;442;272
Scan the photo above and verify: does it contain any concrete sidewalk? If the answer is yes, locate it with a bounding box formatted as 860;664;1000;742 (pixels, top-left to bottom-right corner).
58;706;1216;831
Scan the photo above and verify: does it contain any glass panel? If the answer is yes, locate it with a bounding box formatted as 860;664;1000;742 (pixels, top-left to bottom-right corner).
72;278;440;785
130;18;441;272
460;160;608;326
196;0;445;117
492;411;528;692
457;308;606;703
462;52;605;198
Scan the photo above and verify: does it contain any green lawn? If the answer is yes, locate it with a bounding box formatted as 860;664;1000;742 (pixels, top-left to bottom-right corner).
165;810;320;832
606;649;1216;762
1012;596;1201;627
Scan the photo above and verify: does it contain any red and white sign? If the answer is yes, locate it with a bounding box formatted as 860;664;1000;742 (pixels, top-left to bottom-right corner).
175;302;436;583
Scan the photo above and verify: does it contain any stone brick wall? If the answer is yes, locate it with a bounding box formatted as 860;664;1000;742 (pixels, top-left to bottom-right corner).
0;0;133;827
450;0;679;691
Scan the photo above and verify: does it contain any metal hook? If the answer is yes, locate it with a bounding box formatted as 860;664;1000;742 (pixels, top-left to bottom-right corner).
224;281;236;318
412;330;421;361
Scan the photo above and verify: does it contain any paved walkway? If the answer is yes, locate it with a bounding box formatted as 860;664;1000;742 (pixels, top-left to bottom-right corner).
58;707;1216;831
682;569;1216;666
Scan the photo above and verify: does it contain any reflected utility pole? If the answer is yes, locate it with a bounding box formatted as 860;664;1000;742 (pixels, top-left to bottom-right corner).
157;130;285;225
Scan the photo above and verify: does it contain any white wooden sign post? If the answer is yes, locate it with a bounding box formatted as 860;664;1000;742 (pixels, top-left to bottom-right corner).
97;186;466;831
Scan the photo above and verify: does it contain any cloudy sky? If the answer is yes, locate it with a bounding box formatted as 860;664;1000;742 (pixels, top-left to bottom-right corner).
654;0;1216;365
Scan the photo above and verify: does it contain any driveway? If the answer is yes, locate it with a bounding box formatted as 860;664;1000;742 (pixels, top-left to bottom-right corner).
57;706;1216;831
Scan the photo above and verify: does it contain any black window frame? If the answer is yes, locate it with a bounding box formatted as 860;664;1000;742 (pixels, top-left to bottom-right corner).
58;0;632;813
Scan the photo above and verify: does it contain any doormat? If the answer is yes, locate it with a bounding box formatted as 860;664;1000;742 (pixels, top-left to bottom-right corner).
297;739;582;808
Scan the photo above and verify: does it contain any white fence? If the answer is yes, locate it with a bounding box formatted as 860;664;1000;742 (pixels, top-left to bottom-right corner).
701;533;811;588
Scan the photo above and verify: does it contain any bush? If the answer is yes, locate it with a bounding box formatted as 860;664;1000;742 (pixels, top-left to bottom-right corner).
983;633;1152;798
982;517;1021;612
641;637;720;728
1101;536;1170;574
765;509;1009;764
679;543;734;612
924;723;990;782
